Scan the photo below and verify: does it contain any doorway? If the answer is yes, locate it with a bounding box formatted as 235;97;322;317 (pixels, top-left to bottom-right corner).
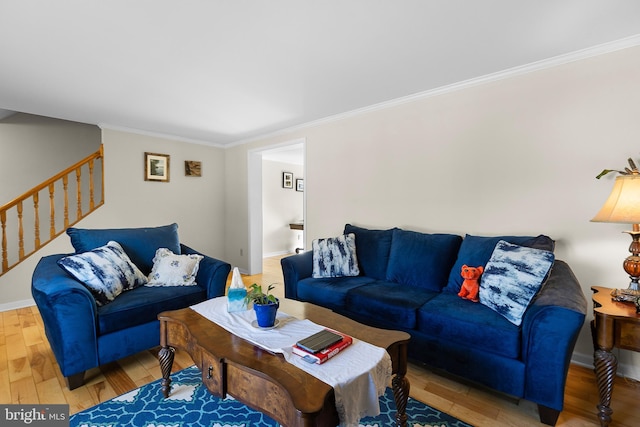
247;139;305;275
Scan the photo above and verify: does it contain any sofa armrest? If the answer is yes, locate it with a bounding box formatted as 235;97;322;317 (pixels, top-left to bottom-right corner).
520;260;587;411
281;251;313;300
181;244;231;299
31;254;99;377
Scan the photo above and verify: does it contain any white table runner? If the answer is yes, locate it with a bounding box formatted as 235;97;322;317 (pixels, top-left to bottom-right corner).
190;297;392;427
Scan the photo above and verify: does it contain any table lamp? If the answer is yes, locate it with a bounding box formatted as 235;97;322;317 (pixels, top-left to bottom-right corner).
592;174;640;290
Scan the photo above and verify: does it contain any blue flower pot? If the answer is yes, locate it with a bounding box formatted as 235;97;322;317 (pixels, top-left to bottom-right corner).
253;299;279;328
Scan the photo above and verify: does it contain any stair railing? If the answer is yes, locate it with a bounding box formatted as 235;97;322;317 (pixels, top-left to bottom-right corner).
0;145;104;276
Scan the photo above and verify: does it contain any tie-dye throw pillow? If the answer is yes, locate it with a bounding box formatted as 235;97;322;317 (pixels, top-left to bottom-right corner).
57;240;148;306
479;240;555;326
312;233;360;278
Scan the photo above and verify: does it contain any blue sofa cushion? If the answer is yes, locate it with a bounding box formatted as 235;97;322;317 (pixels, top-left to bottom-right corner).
480;240;555;326
386;229;462;291
417;292;521;359
443;234;555;294
346;281;439;329
344;224;395;280
97;285;206;335
297;276;375;310
312;233;360;278
66;223;181;274
57;241;148;306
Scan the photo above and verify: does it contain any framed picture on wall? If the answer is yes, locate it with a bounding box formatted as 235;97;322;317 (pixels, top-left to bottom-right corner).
296;178;304;192
185;160;202;177
282;172;293;189
145;152;170;182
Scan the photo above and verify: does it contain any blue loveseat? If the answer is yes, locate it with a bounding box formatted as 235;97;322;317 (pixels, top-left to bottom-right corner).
31;224;231;389
281;224;587;426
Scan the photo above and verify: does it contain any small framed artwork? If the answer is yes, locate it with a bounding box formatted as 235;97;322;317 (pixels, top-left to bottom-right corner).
282;172;293;189
296;178;304;192
145;152;170;182
185;160;202;177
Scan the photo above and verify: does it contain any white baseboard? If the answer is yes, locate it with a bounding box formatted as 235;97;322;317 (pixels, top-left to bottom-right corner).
263;250;295;258
572;351;640;381
0;298;35;313
235;250;292;274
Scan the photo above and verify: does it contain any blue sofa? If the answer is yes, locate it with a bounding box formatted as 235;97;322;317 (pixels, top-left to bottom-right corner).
31;224;231;389
281;224;587;426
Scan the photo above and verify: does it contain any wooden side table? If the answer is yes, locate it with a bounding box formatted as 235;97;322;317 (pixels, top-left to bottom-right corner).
591;286;640;427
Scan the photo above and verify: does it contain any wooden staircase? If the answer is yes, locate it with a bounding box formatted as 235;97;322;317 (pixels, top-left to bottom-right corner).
0;145;104;276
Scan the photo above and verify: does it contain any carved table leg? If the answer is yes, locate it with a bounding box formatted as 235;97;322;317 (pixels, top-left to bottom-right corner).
159;345;175;398
392;373;410;427
594;348;617;427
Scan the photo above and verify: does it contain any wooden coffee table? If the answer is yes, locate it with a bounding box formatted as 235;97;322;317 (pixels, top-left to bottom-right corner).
158;298;411;427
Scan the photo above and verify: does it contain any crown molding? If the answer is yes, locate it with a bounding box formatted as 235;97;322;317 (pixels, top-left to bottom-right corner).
101;35;640;150
229;34;640;148
360;34;640;113
98;123;225;148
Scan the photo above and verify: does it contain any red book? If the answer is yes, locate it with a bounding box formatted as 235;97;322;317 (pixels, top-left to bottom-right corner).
292;329;353;364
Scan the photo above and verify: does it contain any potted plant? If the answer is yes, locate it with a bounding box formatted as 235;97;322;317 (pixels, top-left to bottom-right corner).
244;283;279;328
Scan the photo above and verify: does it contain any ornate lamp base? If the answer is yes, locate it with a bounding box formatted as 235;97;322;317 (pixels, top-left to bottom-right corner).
623;226;640;290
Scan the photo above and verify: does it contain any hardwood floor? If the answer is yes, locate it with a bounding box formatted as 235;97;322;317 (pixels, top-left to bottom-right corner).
1;255;638;426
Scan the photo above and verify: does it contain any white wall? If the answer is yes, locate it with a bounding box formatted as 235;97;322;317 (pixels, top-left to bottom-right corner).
90;129;226;258
0;128;226;309
0;113;101;201
262;160;303;256
224;45;640;378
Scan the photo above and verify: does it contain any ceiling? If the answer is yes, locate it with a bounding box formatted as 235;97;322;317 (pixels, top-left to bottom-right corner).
1;1;640;147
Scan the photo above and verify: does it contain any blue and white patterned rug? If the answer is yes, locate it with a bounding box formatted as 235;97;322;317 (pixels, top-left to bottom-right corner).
70;366;472;427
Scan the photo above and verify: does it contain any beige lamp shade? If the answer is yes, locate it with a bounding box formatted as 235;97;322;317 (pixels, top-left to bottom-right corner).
592;175;640;224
